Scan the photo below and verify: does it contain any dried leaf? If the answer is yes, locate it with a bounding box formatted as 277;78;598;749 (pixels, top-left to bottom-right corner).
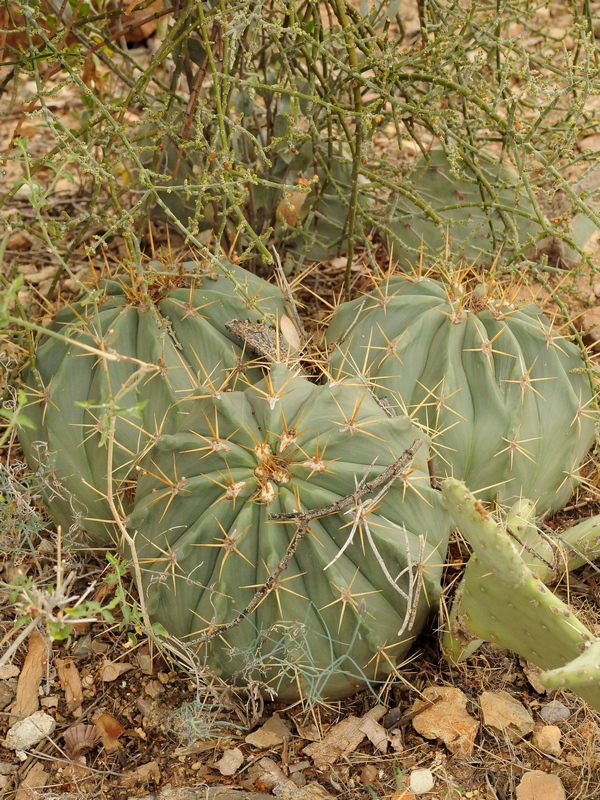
100;660;133;682
14;761;49;800
359;717;389;753
55;658;83;717
303;705;386;767
216;747;244;776
91;710;124;752
279;315;301;350
10;632;48;722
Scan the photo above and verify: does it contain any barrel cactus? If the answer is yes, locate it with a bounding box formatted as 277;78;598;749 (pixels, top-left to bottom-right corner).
386;149;542;270
18;261;288;546
126;364;451;701
326;272;595;516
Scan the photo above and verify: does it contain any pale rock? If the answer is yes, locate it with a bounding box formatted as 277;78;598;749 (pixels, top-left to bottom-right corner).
532;725;562;757
247;757;288;789
144;680;164;699
516;770;566;800
520;660;547;695
274;782;335;799
4;712;56;751
480;690;534;743
412;686;479;757
216;747;244;776
409;768;435;795
581;306;600;343
0;666;20;679
245;713;291;748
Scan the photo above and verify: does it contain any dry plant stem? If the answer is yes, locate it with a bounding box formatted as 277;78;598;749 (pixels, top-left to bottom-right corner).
191;438;422;646
271;246;307;341
105;420;153;634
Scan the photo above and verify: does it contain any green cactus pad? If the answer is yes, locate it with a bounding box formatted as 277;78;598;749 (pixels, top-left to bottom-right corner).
327;273;595;516
126;365;451;701
386;149;542;270
18;263;288;546
541;640;600;691
442;479;600;711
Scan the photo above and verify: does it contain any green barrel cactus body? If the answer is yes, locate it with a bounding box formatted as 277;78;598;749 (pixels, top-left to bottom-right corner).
386;149;542;270
18;263;287;545
126;365;451;701
326;274;595;516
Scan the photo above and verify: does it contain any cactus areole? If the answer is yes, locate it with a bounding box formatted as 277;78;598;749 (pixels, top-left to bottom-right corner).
326;274;595;516
127;366;451;701
18;263;288;546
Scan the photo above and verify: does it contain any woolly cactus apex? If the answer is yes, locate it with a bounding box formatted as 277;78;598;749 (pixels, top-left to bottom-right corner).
326;272;596;517
18;263;288;546
126;365;451;701
386;149;542;270
441;479;600;711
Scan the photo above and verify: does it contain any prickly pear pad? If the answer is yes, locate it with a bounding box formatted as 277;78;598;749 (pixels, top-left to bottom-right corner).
327;273;595;516
127;365;451;701
442;478;600;711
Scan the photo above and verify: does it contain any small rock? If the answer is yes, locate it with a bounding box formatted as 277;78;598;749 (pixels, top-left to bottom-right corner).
245;713;291;748
540;700;571;724
144;680;165;699
412;686;479;756
532;725;562;757
515;770;566;800
360;764;378;785
480;690;534;743
247;757;288;790
0;666;20;679
409;768;435;795
580;306;600;343
216;747;244;776
4;712;56;751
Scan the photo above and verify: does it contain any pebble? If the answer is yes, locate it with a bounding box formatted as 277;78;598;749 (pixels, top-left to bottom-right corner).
4;712;56;751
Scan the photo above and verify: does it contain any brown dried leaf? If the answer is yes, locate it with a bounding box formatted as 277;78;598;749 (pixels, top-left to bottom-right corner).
303;705;386;767
10;632;48;722
91;710;124;752
359;717;389;753
14;761;49;800
55;658;83;717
